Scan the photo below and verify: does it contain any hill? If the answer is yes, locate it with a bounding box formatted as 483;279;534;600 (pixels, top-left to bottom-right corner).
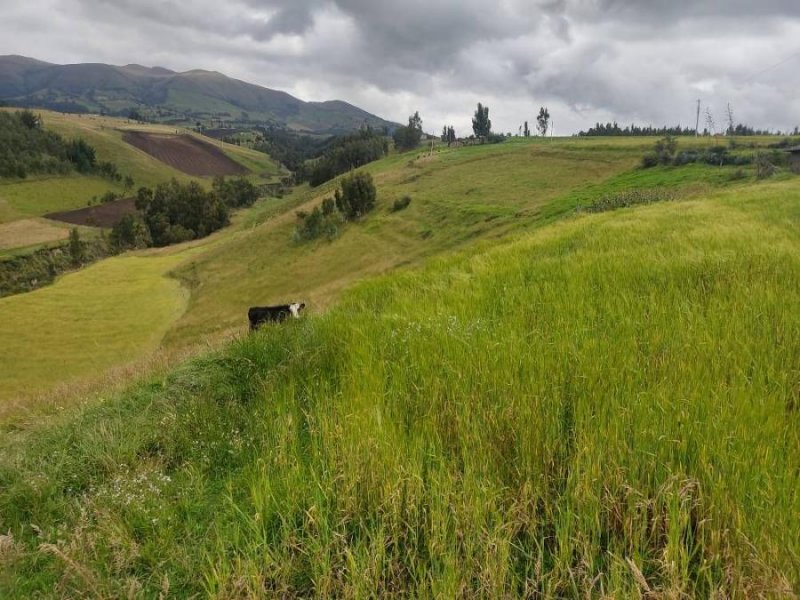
0;55;398;134
0;136;799;595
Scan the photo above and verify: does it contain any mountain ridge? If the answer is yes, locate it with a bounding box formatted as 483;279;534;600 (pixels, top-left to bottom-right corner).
0;55;397;134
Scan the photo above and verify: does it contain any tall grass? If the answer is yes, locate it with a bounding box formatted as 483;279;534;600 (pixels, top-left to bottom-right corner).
1;180;799;596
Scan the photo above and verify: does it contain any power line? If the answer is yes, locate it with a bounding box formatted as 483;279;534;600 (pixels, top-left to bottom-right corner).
740;49;800;83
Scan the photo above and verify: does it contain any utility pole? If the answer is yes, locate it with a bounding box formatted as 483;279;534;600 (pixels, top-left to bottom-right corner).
695;99;701;137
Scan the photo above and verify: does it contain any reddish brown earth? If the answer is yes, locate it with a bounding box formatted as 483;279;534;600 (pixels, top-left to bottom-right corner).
123;131;248;177
46;197;137;228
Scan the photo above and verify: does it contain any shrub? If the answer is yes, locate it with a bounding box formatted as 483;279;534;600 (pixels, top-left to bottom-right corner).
641;152;659;168
110;214;153;251
336;172;377;220
581;188;681;213
755;152;777;180
293;206;340;242
212;176;260;208
321;197;336;216
391;195;412;212
100;191;120;204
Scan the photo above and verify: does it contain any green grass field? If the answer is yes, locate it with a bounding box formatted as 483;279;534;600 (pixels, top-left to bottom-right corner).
1;168;798;596
0;251;191;401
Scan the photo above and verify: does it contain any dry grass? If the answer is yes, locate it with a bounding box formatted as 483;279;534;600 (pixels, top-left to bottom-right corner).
0;218;69;251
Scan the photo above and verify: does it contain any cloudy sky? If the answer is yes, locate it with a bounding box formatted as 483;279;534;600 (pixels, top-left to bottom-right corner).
1;0;799;135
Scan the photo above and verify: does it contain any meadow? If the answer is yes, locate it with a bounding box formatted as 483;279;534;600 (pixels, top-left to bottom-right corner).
1;169;798;596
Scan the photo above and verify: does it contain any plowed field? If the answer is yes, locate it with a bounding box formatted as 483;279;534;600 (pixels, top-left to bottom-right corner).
46;197;137;228
123;132;248;177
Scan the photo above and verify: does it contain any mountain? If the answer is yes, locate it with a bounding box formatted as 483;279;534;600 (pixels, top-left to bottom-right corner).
0;55;398;134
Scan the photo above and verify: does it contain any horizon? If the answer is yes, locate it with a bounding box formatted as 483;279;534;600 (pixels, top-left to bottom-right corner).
1;1;799;136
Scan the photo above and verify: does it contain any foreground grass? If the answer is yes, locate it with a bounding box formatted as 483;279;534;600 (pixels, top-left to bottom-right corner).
1;178;798;596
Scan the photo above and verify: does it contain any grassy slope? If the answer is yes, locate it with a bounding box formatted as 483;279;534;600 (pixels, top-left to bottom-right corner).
0;109;282;227
1;174;798;596
165;139;644;346
0;251;192;401
0;136;782;403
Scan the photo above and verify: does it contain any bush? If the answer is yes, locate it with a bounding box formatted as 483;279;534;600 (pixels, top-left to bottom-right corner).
110;214;152;251
212;176;260;208
391;195;412;212
100;191;120;204
336;172;377;220
136;180;230;247
755;152;777;180
293;206;340;242
641;152;659;168
581;188;681;213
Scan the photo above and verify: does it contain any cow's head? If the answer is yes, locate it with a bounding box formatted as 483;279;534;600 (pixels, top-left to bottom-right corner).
289;302;306;318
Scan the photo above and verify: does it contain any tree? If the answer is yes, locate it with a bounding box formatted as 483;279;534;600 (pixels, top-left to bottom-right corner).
18;110;39;130
335;172;377;220
68;228;84;266
110;214;152;251
537;107;550;137
472;103;491;138
524;121;530;137
726;103;736;136
393;112;423;152
705;108;716;135
654;135;678;164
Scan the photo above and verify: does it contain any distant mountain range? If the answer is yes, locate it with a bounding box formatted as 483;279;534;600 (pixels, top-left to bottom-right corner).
0;55;397;134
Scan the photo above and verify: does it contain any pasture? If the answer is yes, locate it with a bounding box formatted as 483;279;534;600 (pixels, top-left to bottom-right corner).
1;171;798;596
0;251;191;402
1;135;789;404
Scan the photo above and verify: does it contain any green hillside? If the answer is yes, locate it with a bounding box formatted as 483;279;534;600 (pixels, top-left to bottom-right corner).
0;109;282;254
1;138;798;595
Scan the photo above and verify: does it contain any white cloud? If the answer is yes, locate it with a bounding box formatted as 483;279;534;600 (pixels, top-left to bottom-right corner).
0;0;798;133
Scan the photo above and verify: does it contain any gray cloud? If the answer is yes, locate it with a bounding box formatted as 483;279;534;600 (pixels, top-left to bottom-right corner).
1;0;799;134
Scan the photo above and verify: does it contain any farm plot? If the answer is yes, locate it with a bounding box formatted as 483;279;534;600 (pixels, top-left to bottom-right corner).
0;219;68;251
123;131;249;177
47;197;137;228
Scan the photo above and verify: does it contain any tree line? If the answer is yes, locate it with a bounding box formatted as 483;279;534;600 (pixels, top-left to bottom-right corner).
0;110;130;184
579;121;780;137
111;176;259;250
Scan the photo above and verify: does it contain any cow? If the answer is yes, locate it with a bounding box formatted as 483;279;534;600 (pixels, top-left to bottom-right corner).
248;302;306;331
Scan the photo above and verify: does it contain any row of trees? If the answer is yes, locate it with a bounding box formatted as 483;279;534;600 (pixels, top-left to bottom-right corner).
581;121;783;138
301;128;389;187
111;177;259;250
0;111;133;185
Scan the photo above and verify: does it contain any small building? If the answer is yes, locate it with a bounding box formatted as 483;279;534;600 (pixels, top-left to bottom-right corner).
785;146;800;172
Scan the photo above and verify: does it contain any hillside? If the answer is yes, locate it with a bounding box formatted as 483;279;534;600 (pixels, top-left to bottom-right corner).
0;109;283;255
0;137;799;595
0;55;398;134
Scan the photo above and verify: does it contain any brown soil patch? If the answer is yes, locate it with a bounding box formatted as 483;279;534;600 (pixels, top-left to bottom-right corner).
123;131;248;177
46;197;137;228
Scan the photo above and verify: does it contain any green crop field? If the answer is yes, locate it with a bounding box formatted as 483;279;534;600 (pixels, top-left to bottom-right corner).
0;135;798;596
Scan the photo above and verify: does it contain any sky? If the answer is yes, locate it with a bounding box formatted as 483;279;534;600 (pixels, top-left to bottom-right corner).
1;0;799;135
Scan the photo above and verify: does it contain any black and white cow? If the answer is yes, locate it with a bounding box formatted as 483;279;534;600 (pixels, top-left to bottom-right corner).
248;303;306;331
